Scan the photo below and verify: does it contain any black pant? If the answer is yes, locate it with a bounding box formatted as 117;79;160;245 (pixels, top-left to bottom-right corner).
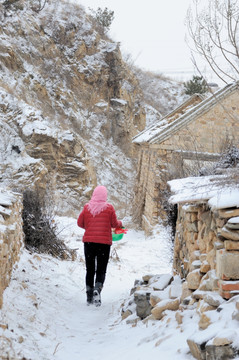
84;242;111;289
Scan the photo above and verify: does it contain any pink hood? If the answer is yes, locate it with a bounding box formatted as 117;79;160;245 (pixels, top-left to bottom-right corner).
87;186;109;217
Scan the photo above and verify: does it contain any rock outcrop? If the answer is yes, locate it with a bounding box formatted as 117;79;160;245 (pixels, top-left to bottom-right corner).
0;0;147;214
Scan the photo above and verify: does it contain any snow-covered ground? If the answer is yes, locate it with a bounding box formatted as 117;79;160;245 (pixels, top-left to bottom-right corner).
2;212;239;359
0;216;196;360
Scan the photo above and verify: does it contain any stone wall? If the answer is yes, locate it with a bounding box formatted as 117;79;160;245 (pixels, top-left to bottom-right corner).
162;90;239;154
122;183;239;359
174;202;239;300
133;145;173;233
0;189;24;307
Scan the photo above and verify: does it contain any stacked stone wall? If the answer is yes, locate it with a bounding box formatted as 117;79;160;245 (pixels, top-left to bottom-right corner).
134;147;166;233
174;202;239;300
0;190;24;307
122;193;239;359
135;146;175;233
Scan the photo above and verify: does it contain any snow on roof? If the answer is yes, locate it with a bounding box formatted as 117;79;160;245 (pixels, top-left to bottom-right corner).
168;173;239;211
133;81;239;145
133;94;203;144
208;190;239;210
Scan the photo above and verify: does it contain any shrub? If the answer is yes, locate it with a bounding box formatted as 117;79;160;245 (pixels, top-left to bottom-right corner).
184;75;208;95
89;7;114;35
22;189;76;260
217;145;239;168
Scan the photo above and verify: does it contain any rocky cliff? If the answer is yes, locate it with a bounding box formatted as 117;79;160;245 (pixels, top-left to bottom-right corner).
0;0;184;216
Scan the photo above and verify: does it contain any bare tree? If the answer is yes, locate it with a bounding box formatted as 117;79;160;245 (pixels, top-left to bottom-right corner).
186;0;239;84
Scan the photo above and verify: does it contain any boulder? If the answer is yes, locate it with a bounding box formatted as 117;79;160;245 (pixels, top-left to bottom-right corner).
187;328;218;360
198;270;219;292
190;260;202;271
224;240;239;251
221;227;239;241
187;338;207;360
200;261;211;274
205;344;237;359
205;330;238;359
189;250;201;263
121;309;132;320
213;240;224;250
212;336;233;346
218;209;239;219
151;298;180;320
217;249;239;280
198;313;211;330
187;269;203;290
180;281;193;302
203;292;225;307
198;301;216;314
149;273;173;290
134;290;152;319
192;290;210;300
150;288;170;307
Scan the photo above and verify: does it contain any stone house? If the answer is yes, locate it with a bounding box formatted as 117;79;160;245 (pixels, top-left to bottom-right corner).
132;81;239;233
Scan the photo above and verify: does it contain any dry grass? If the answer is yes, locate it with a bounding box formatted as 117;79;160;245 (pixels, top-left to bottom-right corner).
22;189;76;260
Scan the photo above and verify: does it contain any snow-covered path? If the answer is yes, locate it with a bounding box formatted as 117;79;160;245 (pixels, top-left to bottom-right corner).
0;218;194;360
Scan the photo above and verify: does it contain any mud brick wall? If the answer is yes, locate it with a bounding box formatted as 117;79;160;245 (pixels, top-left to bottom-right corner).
0;189;24;307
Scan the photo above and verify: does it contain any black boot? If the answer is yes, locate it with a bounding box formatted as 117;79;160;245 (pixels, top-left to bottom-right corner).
86;286;93;305
93;282;103;307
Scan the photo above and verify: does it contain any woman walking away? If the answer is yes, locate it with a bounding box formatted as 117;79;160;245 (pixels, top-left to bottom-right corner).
77;185;122;306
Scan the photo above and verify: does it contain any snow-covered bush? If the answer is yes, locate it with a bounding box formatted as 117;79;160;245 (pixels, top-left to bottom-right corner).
89;7;114;35
22;189;76;260
199;145;239;177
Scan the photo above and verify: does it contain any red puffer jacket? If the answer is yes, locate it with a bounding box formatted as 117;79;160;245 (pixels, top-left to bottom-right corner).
77;204;122;245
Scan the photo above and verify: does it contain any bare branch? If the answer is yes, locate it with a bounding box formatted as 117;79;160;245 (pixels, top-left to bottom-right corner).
186;0;239;83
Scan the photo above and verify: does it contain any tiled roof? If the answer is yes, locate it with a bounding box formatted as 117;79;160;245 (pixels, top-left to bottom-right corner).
133;81;239;145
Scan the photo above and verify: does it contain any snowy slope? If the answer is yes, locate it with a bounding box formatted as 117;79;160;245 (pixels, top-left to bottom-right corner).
133;68;187;127
0;0;143;213
0;0;186;216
